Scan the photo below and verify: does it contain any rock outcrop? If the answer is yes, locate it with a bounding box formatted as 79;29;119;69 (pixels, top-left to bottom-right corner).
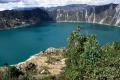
0;48;66;79
16;47;66;75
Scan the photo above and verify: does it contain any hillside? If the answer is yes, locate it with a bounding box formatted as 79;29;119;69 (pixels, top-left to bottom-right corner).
0;8;53;29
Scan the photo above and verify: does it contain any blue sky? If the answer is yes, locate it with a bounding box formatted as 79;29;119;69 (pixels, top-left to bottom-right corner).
0;0;119;11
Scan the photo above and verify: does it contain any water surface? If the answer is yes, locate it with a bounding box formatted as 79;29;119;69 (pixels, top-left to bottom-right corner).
0;22;120;65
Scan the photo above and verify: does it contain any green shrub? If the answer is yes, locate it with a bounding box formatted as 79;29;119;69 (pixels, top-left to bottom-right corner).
63;30;120;80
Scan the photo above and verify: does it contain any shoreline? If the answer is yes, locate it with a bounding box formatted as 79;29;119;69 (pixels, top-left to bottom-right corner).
0;24;29;31
0;23;33;31
56;21;120;27
0;21;119;31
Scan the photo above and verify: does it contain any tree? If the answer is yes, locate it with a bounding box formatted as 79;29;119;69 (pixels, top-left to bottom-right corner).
112;40;120;50
64;30;102;80
8;66;24;78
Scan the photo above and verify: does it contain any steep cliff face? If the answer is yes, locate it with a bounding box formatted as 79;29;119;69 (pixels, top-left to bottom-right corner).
114;4;120;26
48;3;120;26
0;8;53;29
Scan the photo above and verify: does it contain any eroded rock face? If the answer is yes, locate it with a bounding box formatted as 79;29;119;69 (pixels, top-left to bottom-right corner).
48;3;120;26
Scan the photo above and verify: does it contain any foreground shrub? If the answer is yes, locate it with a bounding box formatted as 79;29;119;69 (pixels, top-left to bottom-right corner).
63;30;120;80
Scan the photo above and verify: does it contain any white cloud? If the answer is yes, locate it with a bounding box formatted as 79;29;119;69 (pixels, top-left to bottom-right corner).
0;0;119;11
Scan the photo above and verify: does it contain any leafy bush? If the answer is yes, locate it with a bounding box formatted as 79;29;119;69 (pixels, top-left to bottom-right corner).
0;66;24;80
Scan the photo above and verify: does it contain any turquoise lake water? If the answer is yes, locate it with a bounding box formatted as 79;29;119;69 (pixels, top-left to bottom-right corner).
0;22;120;65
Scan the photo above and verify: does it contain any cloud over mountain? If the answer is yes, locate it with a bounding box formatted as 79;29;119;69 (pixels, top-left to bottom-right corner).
0;0;119;11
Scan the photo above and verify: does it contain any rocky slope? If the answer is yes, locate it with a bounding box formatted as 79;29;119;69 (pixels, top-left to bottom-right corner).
47;3;120;26
0;48;66;79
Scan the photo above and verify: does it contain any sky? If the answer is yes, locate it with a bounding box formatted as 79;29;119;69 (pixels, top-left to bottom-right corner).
0;0;120;11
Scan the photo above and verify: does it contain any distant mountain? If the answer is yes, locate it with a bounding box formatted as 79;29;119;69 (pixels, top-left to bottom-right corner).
0;3;120;29
13;7;45;11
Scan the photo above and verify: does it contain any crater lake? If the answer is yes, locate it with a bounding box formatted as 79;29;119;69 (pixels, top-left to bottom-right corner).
0;22;120;65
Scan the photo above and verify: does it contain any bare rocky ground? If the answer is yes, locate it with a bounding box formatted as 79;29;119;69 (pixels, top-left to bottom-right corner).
0;47;66;79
